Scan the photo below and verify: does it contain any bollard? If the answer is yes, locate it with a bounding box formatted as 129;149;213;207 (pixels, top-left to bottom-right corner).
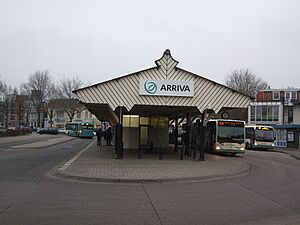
138;146;142;159
159;145;163;160
180;145;184;160
117;142;123;159
193;147;196;159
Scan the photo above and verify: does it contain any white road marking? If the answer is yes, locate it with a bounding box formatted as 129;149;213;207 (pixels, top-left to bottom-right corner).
58;140;96;171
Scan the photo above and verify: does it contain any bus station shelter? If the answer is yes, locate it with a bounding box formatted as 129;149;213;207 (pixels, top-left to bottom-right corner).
73;50;253;160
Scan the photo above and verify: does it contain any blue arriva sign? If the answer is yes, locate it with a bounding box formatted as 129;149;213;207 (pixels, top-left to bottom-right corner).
139;79;194;97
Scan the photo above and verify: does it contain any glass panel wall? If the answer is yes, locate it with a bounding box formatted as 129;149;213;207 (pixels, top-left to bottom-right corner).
122;115;168;128
250;105;280;122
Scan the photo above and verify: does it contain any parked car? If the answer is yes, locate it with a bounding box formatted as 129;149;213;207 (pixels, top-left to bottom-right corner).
57;128;66;134
21;127;33;133
37;127;59;135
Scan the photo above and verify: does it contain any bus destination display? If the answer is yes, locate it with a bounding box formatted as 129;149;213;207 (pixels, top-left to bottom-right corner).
218;121;244;127
257;127;271;131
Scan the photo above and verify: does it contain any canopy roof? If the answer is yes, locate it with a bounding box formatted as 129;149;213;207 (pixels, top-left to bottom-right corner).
74;50;253;124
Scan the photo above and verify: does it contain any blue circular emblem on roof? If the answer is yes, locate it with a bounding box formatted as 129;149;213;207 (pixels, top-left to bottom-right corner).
144;81;157;94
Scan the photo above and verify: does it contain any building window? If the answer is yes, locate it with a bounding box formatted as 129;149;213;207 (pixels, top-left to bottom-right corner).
140;117;150;125
276;129;286;141
274;106;279;121
292;92;297;99
57;111;64;118
122;115;139;128
273;92;280;100
262;106;267;121
151;117;168;128
287;131;294;142
76;112;81;119
285;92;291;99
256;106;262;121
89;113;92;119
267;106;273;121
250;107;255;121
288;108;293;123
85;111;88;118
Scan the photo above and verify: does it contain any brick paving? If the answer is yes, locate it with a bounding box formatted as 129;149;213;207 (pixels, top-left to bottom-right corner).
56;141;250;182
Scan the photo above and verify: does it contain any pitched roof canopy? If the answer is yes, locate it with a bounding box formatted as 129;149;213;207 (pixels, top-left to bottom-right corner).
74;50;252;119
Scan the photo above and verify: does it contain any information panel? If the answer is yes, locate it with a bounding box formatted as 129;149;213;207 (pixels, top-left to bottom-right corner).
139;79;194;97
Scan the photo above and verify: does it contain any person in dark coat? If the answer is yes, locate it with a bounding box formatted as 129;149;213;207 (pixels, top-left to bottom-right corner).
96;128;102;146
105;127;112;146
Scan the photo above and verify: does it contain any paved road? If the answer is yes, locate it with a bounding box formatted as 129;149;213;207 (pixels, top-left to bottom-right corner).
0;139;299;225
0;133;64;150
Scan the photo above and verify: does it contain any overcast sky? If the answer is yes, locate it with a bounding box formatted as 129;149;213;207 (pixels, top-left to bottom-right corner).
0;0;299;89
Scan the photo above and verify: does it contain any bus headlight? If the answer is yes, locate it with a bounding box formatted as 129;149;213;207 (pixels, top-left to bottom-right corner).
254;141;257;146
215;144;221;151
240;147;245;151
79;130;82;134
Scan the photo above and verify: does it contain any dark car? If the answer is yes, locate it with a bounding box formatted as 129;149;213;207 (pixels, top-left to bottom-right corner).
37;127;59;135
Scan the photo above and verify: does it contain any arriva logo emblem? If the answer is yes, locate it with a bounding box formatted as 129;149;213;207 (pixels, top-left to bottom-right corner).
144;81;157;94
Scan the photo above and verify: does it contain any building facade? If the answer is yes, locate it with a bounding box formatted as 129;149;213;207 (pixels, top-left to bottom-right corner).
249;89;300;148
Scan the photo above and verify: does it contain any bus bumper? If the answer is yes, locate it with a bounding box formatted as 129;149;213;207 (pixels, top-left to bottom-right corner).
219;149;245;154
252;145;274;150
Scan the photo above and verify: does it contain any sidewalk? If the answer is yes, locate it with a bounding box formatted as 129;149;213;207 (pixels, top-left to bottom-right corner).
272;147;300;160
54;141;251;183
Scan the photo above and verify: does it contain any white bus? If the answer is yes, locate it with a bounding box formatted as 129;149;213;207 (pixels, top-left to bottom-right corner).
245;125;275;150
205;119;246;156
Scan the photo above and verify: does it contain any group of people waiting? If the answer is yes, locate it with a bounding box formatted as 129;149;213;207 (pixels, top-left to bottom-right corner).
96;127;112;146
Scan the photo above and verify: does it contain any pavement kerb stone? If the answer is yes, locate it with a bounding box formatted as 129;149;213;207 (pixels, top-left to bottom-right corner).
290;155;300;160
52;163;251;184
274;150;300;160
269;148;300;160
52;146;252;184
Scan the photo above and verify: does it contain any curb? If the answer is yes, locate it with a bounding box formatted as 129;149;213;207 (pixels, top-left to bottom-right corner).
270;149;300;160
51;161;251;184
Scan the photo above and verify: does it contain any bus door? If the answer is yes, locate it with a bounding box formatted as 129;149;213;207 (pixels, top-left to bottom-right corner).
249;128;255;145
205;122;216;152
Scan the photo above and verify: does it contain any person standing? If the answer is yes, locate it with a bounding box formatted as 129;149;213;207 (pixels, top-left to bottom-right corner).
105;127;112;146
96;128;102;146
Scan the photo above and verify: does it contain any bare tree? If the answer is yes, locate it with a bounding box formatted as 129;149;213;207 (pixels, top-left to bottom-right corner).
15;93;30;129
44;85;60;127
225;68;269;98
21;70;54;128
0;79;4;93
0;82;14;129
57;76;84;122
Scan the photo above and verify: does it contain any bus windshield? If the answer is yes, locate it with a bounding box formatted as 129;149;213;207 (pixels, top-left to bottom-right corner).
255;130;274;142
218;126;244;144
66;123;79;131
81;124;93;129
